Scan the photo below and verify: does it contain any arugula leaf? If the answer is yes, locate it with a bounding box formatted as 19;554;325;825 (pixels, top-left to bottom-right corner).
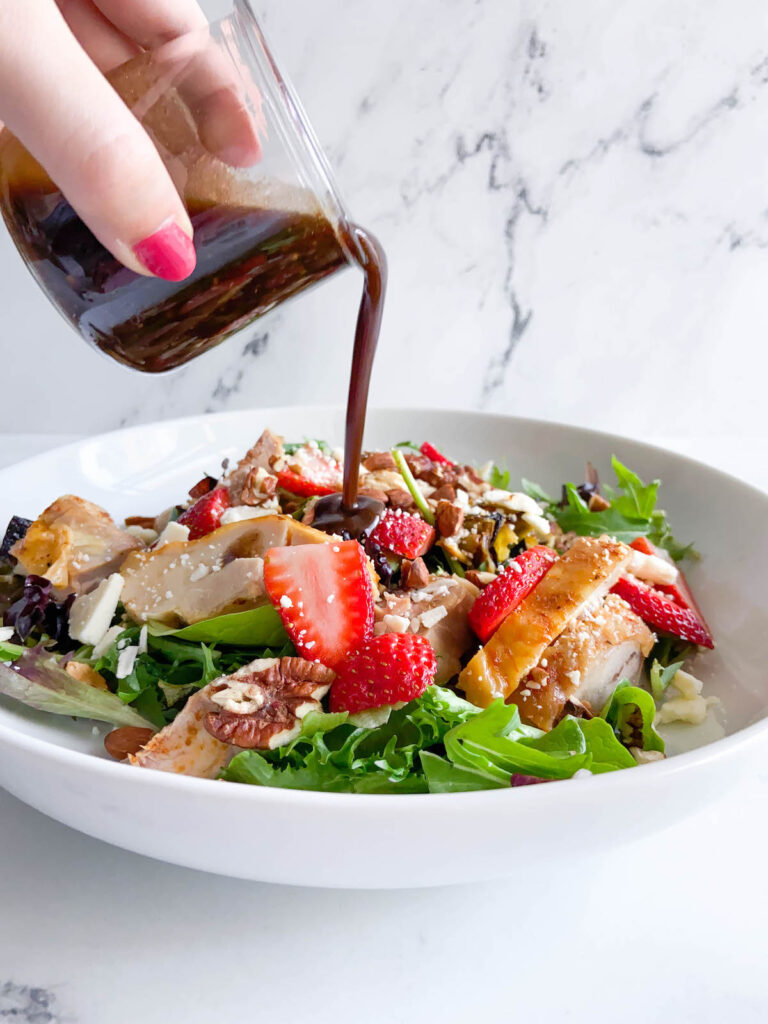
489;464;511;490
147;605;287;647
549;457;694;560
600;680;665;753
521;478;555;506
0;646;153;728
649;659;683;702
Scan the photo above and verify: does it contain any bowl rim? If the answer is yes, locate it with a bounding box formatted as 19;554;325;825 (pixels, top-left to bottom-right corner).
1;405;766;813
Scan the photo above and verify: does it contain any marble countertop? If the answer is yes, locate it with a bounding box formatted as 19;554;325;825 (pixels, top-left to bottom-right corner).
0;432;767;1024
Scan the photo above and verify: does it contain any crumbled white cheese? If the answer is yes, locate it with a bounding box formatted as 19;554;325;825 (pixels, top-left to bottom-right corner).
155;521;190;548
381;613;411;634
419;605;448;629
630;747;665;764
279;595;293;609
656;668;719;726
0;626;15;642
521;511;551;537
137;625;148;656
116;645;139;679
627;549;678;586
125;525;158;544
68;574;124;646
91;624;124;660
220;505;275;525
572;769;593;779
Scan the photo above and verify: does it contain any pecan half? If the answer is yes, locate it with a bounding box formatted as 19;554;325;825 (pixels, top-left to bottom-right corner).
430;484;457;503
588;493;611;512
241;466;278;506
401;556;430;590
362;451;397;472
436;500;464;538
405;453;459;488
204;657;335;750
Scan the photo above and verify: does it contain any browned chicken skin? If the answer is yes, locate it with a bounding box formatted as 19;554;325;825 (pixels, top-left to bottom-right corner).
510;593;655;730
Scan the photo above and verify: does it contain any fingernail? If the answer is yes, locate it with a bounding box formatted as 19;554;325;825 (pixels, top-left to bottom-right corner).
133;219;196;281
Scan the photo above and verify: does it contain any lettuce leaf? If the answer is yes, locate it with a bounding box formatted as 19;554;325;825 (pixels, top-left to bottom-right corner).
223;685;638;793
147;605;287;647
600;681;665;753
531;456;694;561
222;685;481;793
0;646;153;728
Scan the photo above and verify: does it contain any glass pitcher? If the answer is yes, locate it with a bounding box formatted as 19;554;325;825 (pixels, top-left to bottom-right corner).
0;0;358;373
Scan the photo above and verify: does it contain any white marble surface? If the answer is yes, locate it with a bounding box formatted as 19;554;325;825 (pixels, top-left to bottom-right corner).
0;432;767;1024
1;0;768;441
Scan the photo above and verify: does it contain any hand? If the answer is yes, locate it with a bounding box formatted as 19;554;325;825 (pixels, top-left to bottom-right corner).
0;0;260;280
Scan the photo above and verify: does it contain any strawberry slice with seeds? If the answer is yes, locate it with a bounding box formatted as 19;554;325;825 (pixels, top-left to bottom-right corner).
329;633;437;713
468;545;558;643
420;441;453;465
370;509;436;559
612;576;714;648
276;445;342;497
263;540;374;668
629;537;712;633
177;486;231;539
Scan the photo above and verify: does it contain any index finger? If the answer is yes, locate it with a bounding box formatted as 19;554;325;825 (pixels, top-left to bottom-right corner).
95;0;262;167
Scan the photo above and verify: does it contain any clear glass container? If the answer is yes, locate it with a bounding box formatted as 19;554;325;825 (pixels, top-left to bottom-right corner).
0;0;358;372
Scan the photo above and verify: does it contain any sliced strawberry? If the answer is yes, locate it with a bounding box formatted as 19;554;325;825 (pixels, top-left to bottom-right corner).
177;486;231;539
612;576;714;648
276;445;342;497
629;537;655;556
263;540;374;668
370;509;436;559
629;538;712;632
420;441;453;465
468;545;558;644
329;633;437;713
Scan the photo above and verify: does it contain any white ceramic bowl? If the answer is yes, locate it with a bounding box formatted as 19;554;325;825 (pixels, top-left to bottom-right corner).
0;408;766;888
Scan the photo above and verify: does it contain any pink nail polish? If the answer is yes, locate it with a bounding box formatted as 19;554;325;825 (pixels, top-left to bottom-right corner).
133;220;196;281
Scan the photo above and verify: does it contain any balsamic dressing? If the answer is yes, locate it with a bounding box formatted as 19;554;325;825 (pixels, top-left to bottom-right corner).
312;224;388;534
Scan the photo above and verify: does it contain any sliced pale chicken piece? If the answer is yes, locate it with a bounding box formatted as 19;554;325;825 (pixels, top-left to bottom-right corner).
121;515;329;625
376;576;479;684
459;536;632;707
11;494;142;596
224;429;284;503
510;593;655;730
129;683;233;779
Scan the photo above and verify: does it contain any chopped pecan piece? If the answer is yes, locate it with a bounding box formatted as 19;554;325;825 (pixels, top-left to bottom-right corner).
405;453;459;487
436;500;464;538
125;515;157;529
362;452;397;472
430;484;457;503
203;657;335;750
359;487;389;503
386;488;417;512
241;466;278;505
588;493;611;512
465;569;496;589
401;556;430;590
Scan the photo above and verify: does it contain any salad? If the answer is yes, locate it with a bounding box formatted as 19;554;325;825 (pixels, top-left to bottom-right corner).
0;431;717;794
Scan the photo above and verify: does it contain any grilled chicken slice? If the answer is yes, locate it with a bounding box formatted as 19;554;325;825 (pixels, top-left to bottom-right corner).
376;576;479;684
11;495;142;596
129;683;233;778
459;536;632;707
120;515;329;625
510;593;655;730
224;429;284;503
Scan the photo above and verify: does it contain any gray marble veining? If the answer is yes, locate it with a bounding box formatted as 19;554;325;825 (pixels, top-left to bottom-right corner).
1;0;766;444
